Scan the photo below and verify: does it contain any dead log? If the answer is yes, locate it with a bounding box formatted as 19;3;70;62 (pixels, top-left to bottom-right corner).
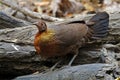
0;12;119;63
0;12;31;29
14;42;120;80
0;12;120;79
14;63;115;80
0;22;119;62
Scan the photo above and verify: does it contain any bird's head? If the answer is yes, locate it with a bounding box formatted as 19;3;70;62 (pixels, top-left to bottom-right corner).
33;20;47;33
33;20;49;55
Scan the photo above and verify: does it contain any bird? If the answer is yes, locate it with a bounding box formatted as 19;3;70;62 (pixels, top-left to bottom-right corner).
34;12;109;66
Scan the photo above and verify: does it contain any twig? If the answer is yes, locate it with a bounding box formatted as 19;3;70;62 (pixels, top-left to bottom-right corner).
0;0;64;22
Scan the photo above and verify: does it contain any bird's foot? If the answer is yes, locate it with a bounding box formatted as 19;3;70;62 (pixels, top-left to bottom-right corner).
60;65;71;69
32;71;40;75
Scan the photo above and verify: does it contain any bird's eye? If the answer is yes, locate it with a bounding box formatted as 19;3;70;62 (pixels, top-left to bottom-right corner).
42;23;46;27
41;23;44;26
40;23;43;26
41;23;46;31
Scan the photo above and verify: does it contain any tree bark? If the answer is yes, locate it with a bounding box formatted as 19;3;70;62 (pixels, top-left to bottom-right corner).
0;12;30;29
14;63;115;80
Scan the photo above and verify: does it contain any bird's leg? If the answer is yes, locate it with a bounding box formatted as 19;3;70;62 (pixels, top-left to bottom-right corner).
68;50;78;66
49;50;79;71
50;60;62;71
40;60;62;74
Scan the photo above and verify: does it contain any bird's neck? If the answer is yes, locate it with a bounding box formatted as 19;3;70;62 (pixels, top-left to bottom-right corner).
34;32;42;54
39;29;55;42
34;29;55;54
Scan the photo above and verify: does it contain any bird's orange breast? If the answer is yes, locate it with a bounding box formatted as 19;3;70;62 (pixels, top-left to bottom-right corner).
34;29;60;58
34;32;41;54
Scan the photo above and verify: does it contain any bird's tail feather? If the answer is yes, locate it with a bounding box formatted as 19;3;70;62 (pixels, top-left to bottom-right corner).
87;12;109;39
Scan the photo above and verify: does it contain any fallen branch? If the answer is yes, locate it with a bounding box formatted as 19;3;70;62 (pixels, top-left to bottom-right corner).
0;12;30;28
14;64;115;80
0;12;119;59
0;12;120;79
0;0;64;21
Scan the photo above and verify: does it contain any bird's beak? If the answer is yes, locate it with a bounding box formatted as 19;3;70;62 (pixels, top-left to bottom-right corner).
32;22;38;25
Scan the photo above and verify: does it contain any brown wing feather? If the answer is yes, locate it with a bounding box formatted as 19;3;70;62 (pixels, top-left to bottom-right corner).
50;23;88;46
